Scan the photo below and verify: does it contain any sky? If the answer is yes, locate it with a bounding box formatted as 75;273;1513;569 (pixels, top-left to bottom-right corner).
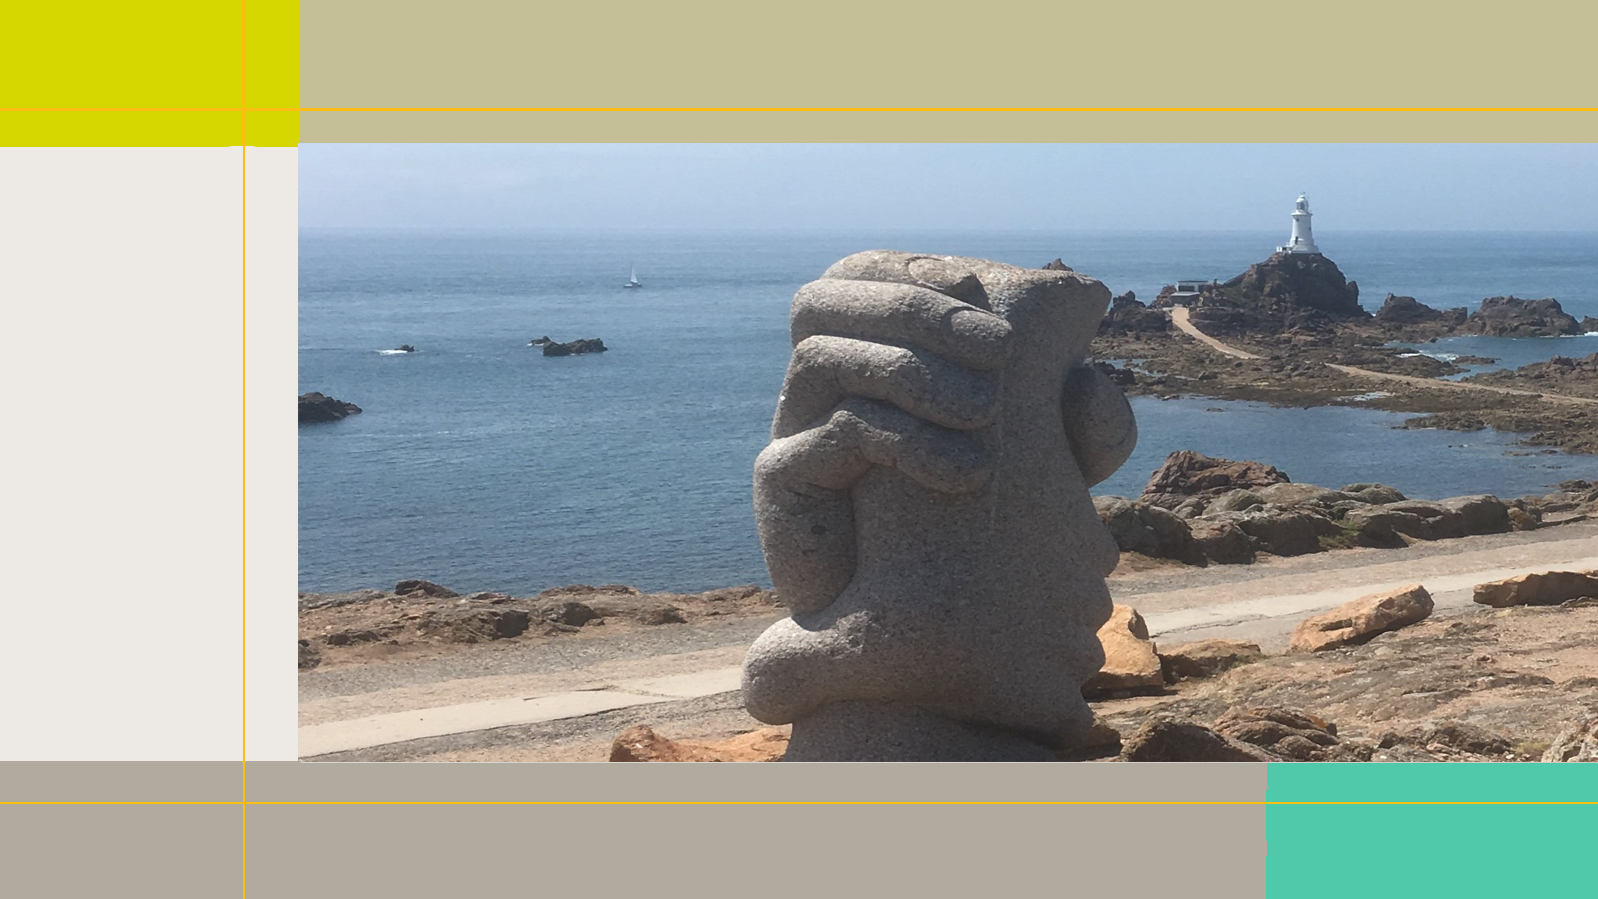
299;144;1598;232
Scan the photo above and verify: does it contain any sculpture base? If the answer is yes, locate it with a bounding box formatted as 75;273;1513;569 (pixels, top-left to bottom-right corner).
782;701;1059;762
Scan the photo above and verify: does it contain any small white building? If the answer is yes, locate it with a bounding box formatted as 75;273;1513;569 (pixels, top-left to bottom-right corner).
1276;193;1321;255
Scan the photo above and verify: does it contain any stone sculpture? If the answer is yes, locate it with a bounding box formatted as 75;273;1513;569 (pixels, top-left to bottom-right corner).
741;251;1138;760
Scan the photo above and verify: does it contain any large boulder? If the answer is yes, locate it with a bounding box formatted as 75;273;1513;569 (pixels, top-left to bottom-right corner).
1188;518;1256;564
1159;639;1263;682
1093;497;1206;565
1211;505;1340;557
1461;296;1582;337
1472;570;1598;608
1083;605;1164;695
1206;489;1265;514
1438;495;1511;535
1119;717;1274;762
1139;451;1291;510
1289;584;1434;653
298;391;362;423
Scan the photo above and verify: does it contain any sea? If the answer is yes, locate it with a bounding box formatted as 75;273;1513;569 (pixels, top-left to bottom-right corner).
299;229;1598;595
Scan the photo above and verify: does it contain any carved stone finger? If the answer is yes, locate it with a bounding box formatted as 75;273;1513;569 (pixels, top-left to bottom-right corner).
755;398;993;614
791;279;1013;371
773;335;1000;439
1061;364;1138;487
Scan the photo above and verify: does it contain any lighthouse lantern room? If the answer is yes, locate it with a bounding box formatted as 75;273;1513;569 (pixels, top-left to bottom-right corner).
1277;193;1321;255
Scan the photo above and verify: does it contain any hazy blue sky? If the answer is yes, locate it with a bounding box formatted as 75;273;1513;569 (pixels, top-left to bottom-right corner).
299;144;1598;232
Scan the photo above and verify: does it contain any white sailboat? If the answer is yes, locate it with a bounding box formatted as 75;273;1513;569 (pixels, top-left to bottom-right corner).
623;265;641;288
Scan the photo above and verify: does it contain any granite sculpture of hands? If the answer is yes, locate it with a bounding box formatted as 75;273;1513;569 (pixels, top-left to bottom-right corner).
742;250;1139;760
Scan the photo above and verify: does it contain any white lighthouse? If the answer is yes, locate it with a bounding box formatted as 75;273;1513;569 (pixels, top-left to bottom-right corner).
1276;193;1321;255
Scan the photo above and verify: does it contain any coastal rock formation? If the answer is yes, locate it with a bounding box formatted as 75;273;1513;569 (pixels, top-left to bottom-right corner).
1187;519;1255;564
1093;496;1206;565
543;337;608;356
1041;258;1074;271
741;250;1135;760
1097;291;1169;335
1222;251;1366;319
1139;451;1290;510
1373;294;1465;327
1083;605;1164;696
298;392;362;423
1288;584;1434;653
1582;316;1598;333
1461;296;1582;337
1472;569;1598;608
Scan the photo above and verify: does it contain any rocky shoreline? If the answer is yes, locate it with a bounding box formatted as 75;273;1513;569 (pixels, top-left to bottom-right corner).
1090;251;1598;455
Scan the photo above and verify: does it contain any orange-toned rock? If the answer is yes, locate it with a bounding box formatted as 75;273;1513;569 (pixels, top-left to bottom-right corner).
1472;570;1598;608
608;725;788;762
1084;605;1164;695
1289;584;1434;653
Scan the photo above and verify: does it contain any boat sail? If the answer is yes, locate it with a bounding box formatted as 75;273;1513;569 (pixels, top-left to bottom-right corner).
624;265;641;288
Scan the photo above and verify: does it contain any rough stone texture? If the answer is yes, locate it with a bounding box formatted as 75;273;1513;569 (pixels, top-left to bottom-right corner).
1542;717;1598;762
1340;483;1407;505
1213;506;1338;557
1083;605;1164;695
1207;489;1265;514
1289;584;1434;653
1159;639;1263;682
1041;258;1074;272
1473;570;1598;608
609;725;789;762
1187;519;1256;564
1139;451;1290;509
1093;497;1205;565
297;639;322;671
741;251;1135;760
416;607;531;643
1438;495;1511;536
1461;296;1581;337
1374;294;1458;326
1119;717;1274;762
1226;251;1366;319
1213;707;1340;760
298;391;362;423
1097;291;1169;335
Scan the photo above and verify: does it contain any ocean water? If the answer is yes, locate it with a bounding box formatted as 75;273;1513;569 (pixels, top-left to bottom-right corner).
299;229;1598;594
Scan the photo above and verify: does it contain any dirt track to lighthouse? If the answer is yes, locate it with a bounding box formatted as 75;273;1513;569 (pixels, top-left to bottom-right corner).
1169;305;1598;406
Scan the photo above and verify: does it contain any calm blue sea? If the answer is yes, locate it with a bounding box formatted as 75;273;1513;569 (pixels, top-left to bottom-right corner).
299;229;1598;594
